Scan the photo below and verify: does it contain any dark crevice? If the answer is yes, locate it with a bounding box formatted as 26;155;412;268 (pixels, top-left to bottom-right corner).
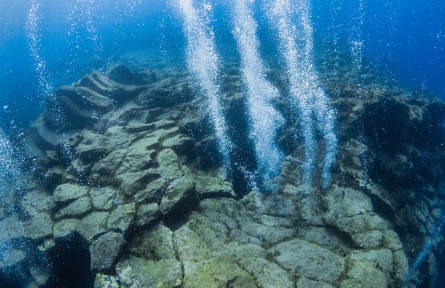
44;232;94;288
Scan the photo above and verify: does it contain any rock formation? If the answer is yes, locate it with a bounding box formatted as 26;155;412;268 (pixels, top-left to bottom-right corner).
1;60;444;287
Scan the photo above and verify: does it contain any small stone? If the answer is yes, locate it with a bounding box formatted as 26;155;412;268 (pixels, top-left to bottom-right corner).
383;230;403;250
153;119;176;130
324;187;373;220
342;255;388;287
90;149;127;186
394;250;409;283
349;249;394;274
38;239;56;252
94;274;119;288
124;123;155;134
240;221;294;245
21;190;54;217
237;257;293;288
174;226;211;262
115;261;139;288
119;170;160;199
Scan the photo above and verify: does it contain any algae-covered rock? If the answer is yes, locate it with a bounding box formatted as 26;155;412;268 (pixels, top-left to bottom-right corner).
20;64;442;288
76;212;109;242
297;278;336;288
134;177;167;204
23;212;53;240
90;231;126;271
54;197;92;219
271;239;345;284
237;257;294;288
156;148;183;180
90;187;117;211
194;174;236;199
107;204;136;235
53;218;80;239
0;249;26;269
119;170;160;200
159;176;197;215
94;274;119;288
183;257;257;288
134;203;160;227
52;183;89;205
116;257;182;288
129;224;175;260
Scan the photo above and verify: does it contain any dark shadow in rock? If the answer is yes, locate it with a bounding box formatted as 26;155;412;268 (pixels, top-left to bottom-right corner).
44;232;93;288
162;201;199;232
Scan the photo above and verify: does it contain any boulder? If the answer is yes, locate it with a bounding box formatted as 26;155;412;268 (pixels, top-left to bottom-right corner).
116;257;182;288
129;224;176;260
53;218;80;239
135;203;160;227
54;197;92;220
90;187;117;211
270;239;345;284
90;232;126;271
159;176;198;215
52;183;89;206
76;212;110;243
107;204;136;235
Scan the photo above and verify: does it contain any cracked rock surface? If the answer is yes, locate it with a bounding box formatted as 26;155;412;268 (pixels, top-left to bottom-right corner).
3;61;444;287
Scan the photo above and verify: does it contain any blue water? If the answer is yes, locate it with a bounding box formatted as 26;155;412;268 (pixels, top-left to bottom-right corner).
1;0;444;128
314;0;445;97
1;0;445;286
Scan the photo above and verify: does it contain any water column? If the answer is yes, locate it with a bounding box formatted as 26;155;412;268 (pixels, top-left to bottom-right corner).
348;0;365;80
25;0;52;100
268;0;337;189
66;0;103;65
176;0;233;173
115;0;142;17
0;128;25;274
232;0;285;191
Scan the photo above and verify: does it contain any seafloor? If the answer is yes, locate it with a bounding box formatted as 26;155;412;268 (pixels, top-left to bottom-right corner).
1;54;444;288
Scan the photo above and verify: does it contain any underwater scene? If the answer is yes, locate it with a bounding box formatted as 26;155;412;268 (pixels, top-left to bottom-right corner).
1;0;445;287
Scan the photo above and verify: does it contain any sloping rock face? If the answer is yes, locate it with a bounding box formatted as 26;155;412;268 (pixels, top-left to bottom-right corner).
4;61;445;287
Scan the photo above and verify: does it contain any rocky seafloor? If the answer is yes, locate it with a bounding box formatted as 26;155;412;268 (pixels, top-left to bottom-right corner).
1;58;445;288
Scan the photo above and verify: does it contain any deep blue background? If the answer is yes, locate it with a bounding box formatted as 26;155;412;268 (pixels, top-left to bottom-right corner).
0;0;445;286
0;0;444;128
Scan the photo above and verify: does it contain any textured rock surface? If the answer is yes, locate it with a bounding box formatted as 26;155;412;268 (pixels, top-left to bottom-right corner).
5;63;444;287
90;232;126;271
